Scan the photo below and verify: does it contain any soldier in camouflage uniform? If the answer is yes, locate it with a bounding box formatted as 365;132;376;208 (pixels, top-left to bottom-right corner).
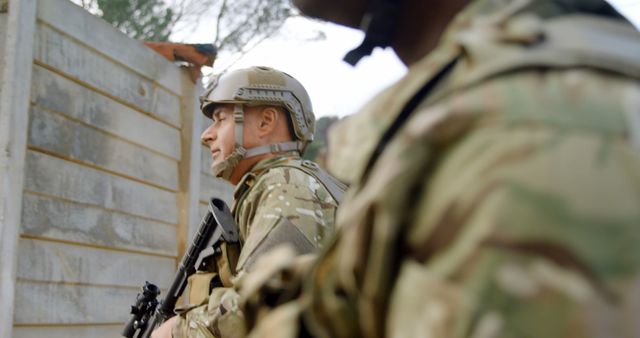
235;0;640;337
151;66;344;338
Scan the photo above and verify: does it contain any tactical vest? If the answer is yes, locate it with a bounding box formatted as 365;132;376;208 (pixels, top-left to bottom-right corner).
234;158;346;211
186;158;346;306
268;158;347;203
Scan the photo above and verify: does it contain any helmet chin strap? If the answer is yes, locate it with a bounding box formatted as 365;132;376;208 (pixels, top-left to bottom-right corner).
212;104;304;180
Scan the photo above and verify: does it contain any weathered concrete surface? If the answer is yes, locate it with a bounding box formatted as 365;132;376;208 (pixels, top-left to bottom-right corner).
0;13;6;100
16;238;175;287
14;281;138;324
36;0;182;94
0;0;234;336
21;193;178;256
14;326;120;338
34;24;182;127
31;65;181;160
24;150;179;224
0;0;36;337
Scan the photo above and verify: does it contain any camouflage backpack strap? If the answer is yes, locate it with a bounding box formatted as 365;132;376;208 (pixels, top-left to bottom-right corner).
279;159;347;203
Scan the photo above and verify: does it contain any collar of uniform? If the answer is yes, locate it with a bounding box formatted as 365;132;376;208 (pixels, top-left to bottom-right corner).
247;151;301;175
232;151;301;203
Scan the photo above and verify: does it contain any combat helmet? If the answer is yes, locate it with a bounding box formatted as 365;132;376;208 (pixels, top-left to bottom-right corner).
200;66;315;179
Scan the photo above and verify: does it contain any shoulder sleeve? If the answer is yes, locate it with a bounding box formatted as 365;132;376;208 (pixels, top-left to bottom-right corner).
235;165;338;271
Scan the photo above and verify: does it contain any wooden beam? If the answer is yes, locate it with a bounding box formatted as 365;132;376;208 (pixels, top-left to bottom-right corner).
0;0;36;336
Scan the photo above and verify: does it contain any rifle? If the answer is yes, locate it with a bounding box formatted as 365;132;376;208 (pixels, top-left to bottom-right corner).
122;197;238;338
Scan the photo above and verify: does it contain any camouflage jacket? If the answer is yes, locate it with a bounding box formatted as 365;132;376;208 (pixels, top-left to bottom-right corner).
172;154;341;338
242;1;640;338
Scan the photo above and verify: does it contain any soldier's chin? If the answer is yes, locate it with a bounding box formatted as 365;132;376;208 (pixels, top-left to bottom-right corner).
211;162;224;176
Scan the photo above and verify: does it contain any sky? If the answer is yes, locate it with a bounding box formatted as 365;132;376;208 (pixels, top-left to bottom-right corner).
172;1;640;118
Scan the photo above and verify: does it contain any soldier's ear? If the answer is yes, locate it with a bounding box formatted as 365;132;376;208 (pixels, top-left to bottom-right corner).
258;106;279;134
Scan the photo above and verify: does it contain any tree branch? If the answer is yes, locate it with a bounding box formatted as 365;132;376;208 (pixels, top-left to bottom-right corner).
214;0;228;44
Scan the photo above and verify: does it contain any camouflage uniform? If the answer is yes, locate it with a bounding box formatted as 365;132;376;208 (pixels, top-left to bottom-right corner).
241;1;640;337
172;153;341;338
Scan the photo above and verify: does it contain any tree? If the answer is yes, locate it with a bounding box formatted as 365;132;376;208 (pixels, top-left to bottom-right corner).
209;0;293;55
76;0;298;55
303;116;340;164
91;0;174;41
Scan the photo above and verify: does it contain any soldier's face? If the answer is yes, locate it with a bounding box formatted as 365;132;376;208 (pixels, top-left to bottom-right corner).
292;0;367;28
201;104;237;168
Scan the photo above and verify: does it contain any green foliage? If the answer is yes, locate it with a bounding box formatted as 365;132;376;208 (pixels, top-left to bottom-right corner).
314;116;339;145
76;0;328;72
78;0;298;55
97;0;174;41
213;0;293;55
303;116;340;162
303;142;322;161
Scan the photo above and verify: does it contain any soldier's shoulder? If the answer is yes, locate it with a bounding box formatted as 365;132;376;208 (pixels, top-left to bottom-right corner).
428;14;640;133
253;159;321;189
456;13;640;89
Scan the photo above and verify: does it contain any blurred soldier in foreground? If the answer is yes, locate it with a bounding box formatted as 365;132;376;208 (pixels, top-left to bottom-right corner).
151;66;344;338
237;0;640;337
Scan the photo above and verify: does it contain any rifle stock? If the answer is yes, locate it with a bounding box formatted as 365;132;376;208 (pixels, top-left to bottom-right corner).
122;197;237;338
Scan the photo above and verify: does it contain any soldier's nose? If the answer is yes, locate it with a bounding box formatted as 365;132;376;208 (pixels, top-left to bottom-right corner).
201;124;216;145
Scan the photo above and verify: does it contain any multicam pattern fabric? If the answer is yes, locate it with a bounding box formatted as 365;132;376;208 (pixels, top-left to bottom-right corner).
233;155;338;270
242;0;640;337
172;154;339;338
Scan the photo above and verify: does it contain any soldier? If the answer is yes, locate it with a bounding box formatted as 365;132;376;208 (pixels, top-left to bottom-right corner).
239;0;640;337
151;66;345;338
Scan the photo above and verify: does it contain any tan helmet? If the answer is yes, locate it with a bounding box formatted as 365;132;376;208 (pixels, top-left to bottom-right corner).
201;66;315;144
199;66;316;179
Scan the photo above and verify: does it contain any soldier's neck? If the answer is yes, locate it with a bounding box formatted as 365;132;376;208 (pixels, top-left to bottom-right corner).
392;0;469;66
228;153;272;185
